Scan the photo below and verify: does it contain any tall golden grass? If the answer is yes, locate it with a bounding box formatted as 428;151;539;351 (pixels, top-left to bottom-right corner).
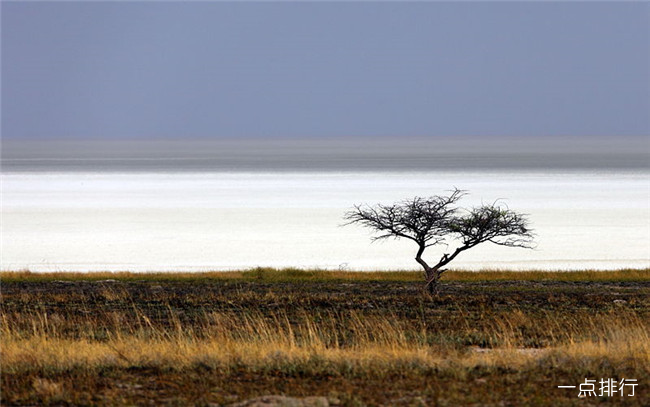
2;306;648;378
3;273;649;405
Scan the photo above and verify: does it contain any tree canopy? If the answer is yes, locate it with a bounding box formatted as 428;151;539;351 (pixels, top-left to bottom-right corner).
344;189;534;293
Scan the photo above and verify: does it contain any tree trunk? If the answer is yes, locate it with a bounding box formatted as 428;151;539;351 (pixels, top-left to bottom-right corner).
415;244;440;295
425;268;444;295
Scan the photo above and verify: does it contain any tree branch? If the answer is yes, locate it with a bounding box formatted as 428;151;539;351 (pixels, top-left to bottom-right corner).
344;189;534;293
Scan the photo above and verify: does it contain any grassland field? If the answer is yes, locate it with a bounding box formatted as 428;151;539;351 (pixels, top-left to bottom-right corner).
1;268;649;406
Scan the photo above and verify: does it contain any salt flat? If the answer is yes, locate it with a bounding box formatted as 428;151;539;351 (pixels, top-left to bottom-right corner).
1;170;648;271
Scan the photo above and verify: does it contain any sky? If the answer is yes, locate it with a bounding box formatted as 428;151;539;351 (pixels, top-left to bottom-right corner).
2;1;649;142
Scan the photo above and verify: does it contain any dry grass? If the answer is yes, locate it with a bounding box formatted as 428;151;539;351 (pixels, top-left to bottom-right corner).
1;267;648;283
1;272;648;405
2;309;648;375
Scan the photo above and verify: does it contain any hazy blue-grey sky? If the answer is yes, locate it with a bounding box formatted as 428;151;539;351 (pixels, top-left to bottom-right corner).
2;1;649;140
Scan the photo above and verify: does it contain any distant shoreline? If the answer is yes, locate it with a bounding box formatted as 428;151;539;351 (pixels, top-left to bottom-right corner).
3;153;649;172
3;137;649;172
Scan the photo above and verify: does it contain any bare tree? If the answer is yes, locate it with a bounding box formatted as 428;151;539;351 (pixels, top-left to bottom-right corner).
344;189;533;294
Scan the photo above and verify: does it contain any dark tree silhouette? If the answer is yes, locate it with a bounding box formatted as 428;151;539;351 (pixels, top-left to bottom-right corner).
344;189;534;294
